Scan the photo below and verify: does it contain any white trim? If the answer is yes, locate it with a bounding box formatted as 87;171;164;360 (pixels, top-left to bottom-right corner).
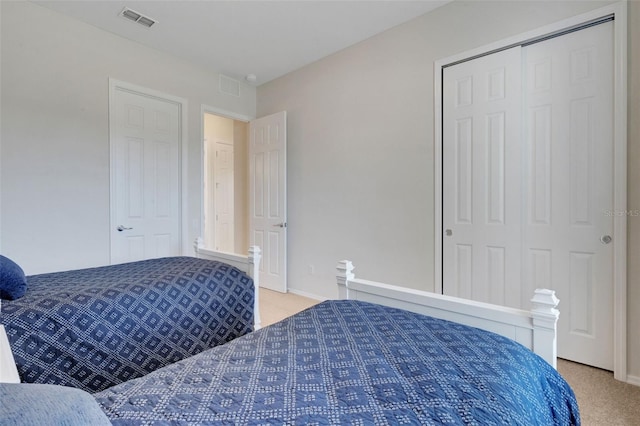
108;78;189;260
181;103;190;255
627;375;640;387
202;105;253;123
433;59;443;294
287;288;327;302
610;0;628;383
0;88;2;253
433;2;627;381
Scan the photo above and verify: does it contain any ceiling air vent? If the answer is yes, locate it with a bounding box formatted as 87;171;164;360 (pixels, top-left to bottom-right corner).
120;7;156;28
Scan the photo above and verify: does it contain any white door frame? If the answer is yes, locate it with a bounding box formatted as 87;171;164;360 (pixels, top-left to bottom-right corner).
433;2;628;382
199;107;288;293
108;79;189;258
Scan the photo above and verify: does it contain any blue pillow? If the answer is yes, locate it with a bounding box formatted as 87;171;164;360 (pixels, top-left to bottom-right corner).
0;383;112;425
0;255;27;300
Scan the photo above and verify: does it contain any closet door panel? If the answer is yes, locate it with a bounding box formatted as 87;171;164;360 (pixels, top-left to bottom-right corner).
442;47;523;308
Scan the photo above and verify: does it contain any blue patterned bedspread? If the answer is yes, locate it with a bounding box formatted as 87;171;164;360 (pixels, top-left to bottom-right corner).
95;300;580;425
1;257;254;393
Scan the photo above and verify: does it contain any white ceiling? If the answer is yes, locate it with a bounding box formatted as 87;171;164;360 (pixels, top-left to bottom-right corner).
33;0;450;85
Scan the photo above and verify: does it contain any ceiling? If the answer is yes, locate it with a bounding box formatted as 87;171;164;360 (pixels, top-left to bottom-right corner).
33;0;450;85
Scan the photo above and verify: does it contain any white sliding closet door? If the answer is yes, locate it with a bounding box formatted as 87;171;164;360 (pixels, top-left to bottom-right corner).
521;22;614;370
442;22;614;370
442;47;523;307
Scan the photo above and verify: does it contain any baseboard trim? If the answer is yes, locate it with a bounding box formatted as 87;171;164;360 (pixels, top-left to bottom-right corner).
626;374;640;387
287;288;327;302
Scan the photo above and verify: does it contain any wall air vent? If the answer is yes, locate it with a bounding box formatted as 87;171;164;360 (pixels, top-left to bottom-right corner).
219;75;241;97
120;7;156;28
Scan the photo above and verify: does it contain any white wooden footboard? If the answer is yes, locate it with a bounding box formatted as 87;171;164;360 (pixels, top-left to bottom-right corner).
194;238;262;329
337;260;560;368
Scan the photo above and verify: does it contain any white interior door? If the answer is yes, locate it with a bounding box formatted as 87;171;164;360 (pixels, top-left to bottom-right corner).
214;141;235;252
110;85;181;264
249;111;287;292
442;22;614;370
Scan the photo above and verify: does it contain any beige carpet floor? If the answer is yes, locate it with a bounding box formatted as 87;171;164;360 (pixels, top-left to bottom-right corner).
258;288;320;327
259;288;640;425
558;359;640;425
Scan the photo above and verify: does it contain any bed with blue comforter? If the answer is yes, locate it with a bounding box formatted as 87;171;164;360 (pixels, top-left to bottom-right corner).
1;257;254;393
95;300;580;425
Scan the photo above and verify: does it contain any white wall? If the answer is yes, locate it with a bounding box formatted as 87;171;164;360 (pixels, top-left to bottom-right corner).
0;1;255;274
257;0;640;378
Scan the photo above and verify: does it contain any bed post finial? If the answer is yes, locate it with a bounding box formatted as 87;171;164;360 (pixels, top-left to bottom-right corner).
336;260;355;299
530;288;560;368
248;246;262;273
194;237;204;256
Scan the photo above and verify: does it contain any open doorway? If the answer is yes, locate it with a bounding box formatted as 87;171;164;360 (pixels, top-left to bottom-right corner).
203;112;249;255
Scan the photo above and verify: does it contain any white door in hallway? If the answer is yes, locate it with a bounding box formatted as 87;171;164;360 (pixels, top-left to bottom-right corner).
110;84;182;264
442;22;614;370
249;111;287;293
214;141;235;252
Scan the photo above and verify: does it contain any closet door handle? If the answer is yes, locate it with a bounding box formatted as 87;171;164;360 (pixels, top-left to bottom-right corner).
117;225;133;232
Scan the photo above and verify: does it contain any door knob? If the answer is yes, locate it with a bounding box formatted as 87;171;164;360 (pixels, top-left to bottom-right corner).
117;225;133;232
445;229;453;236
600;235;612;244
273;222;287;228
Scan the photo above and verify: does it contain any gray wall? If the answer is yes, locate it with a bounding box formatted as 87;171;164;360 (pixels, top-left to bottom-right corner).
257;0;640;377
0;1;255;273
